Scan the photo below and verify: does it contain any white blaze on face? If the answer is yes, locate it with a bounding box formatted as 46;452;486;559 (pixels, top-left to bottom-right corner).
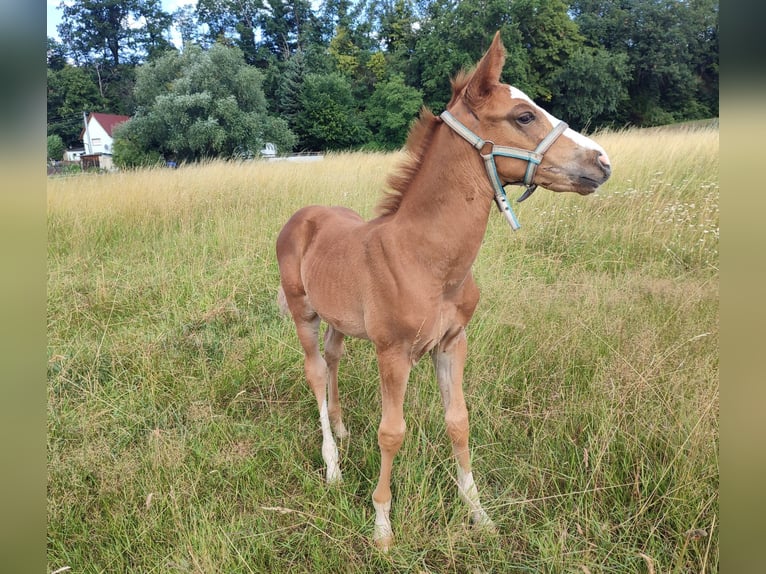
509;86;610;164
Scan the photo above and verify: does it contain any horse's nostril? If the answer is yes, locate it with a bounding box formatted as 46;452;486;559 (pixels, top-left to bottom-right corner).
597;153;611;178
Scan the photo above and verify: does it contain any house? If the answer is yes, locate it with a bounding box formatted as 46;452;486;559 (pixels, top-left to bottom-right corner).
261;142;277;158
80;112;130;170
63;148;86;162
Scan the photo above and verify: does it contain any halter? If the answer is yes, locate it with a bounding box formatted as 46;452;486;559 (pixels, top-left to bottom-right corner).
440;110;568;230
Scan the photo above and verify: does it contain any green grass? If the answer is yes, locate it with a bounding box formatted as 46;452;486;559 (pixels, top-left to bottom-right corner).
48;127;718;573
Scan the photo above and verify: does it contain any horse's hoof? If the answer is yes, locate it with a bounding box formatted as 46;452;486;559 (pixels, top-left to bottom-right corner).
373;514;393;552
374;534;393;552
333;422;349;440
326;467;343;484
472;511;497;533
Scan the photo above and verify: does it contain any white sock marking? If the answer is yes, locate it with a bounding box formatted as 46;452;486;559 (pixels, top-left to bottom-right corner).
457;465;494;529
457;466;481;511
373;499;393;543
320;400;342;483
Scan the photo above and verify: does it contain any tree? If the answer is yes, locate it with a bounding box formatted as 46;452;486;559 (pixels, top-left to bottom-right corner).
47;37;68;71
365;74;423;149
259;0;320;59
508;0;584;102
196;0;261;64
317;0;355;42
172;4;207;48
549;47;629;130
47;65;105;147
47;0;718;160
272;49;309;122
114;44;296;165
411;0;529;110
196;0;320;65
329;26;364;78
294;73;370;150
111;125;164;167
57;0;173;66
685;0;719;117
47;135;65;162
378;0;417;53
570;0;719;125
55;0;172;122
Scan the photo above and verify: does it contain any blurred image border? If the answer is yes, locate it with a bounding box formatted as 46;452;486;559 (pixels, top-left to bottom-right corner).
720;1;766;571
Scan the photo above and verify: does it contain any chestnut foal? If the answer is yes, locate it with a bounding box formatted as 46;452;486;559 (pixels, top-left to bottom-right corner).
276;32;611;550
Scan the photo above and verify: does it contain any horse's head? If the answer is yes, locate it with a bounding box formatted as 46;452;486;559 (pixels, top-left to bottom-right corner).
444;32;611;197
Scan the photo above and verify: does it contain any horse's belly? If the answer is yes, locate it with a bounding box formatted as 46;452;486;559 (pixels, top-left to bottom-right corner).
302;257;369;340
322;313;369;340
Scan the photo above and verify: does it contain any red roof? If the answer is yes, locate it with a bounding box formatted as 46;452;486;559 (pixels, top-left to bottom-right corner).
80;112;130;139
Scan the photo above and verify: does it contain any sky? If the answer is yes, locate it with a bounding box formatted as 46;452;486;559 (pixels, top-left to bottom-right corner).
47;1;197;44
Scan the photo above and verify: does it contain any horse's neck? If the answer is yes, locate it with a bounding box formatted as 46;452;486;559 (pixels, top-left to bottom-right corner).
386;135;494;284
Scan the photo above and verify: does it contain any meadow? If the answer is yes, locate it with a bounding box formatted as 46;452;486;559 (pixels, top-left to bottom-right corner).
47;124;718;573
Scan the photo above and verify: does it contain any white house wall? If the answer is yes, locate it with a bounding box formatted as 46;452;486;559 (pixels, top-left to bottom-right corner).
85;119;114;155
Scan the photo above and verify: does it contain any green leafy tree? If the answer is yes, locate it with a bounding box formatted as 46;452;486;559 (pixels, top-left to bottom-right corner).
259;0;320;58
329;26;363;77
570;0;719;125
294;73;370;150
265;45;335;139
47;135;65;162
365;74;423;149
549;47;629;130
111;124;164;167
115;44;296;165
196;0;261;64
196;0;320;65
378;0;417;54
57;0;172;66
366;0;417;86
509;0;584;102
686;0;719;117
172;4;207;48
316;0;355;41
47;0;719;156
54;0;170;122
272;50;309;122
47;37;67;71
47;65;106;147
411;0;529;109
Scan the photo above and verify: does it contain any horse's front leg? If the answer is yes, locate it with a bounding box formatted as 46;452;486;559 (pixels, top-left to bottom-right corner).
432;328;495;530
372;347;411;551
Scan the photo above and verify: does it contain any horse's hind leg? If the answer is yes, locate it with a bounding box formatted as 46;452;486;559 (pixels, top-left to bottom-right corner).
324;325;348;439
289;302;342;483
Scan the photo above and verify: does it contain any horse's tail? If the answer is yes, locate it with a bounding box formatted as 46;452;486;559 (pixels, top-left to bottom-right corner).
276;284;290;317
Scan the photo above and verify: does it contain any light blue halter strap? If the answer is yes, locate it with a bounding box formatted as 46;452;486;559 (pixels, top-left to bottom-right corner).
440;110;568;231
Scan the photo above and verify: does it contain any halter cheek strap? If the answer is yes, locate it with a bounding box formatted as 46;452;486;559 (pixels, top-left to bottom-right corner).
440;110;568;230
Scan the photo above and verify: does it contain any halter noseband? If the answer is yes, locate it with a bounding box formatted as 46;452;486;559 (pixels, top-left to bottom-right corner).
440;110;568;230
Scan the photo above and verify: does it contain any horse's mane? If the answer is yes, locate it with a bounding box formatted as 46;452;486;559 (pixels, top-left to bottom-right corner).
375;72;473;217
447;70;472;108
375;107;440;217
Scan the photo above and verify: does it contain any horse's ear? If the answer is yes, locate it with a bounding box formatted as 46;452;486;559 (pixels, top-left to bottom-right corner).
464;32;506;107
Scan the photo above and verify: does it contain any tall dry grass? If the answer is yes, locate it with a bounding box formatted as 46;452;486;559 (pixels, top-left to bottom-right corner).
48;126;717;572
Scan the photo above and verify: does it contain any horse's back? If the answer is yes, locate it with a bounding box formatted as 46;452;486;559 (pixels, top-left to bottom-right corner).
276;205;365;263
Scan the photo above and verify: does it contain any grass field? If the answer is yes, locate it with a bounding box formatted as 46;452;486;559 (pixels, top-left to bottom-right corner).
47;124;718;573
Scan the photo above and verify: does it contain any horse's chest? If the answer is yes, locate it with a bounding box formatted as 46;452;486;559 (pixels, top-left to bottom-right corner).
405;300;462;362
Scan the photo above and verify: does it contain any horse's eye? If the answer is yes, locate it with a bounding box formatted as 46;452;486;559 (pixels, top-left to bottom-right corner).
517;112;535;125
